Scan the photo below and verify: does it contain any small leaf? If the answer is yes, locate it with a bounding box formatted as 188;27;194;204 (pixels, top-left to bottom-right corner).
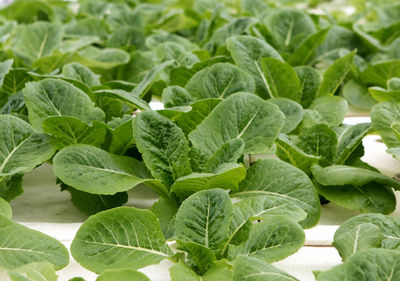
269;98;303;134
309;96;348;127
294;65;320;108
62;62;100;88
371;101;400;147
0;197;12;219
71;207;172;273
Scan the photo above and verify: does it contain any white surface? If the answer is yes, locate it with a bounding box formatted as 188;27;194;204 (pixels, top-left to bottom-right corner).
3;116;400;281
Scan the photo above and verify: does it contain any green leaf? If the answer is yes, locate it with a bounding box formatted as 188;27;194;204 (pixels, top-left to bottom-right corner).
269;98;303;134
334;214;400;256
361;60;400;88
342;79;377;110
22;78;105;131
134;111;191;188
150;197;178;240
0;59;13;88
75;47;130;69
162;86;193;108
132;60;174;98
185;63;255;100
176;98;221;135
275;134;321;175
336;123;371;165
297;124;338;165
294;65;320;108
156;42;199;68
62;62;100;88
0;174;23;202
177;241;216;275
171;163;246;201
0;197;12;219
309;96;348;127
264;8;316;52
71;207;172;273
287;28;329;66
0;115;54;177
314;264;346;281
204;138;245;173
175;189;232;251
233;159;321;228
2;68;32;95
228;217;304;263
388;77;400;90
96;269;150;281
11;22;63;65
369;87;400;103
226;35;282;98
371;101;400;148
170;260;233;281
43;116;106;149
53;145;157;195
189;92;285;156
317;51;355;97
64;185;128;216
7;262;58;281
107;116;134;155
93;89;150;111
0;216;69;270
259;57;301;101
233;255;299;281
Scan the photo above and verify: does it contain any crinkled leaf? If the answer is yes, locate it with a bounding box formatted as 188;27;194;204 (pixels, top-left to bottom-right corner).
371;101;400;147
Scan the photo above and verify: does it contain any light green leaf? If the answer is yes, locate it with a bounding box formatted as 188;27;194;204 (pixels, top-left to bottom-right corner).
156;42;199;68
317;51;355;96
336;123;371;165
43;116;106;149
71;207;172;273
369;87;400;103
62;62;101;88
170;260;233;281
75;47;130;69
175;189;232;250
2;68;31;95
0;59;13;88
107;116;134;155
388;77;400;90
228;217;304;263
93;89;150;110
171;163;246;201
361;60;400;88
226;35;282;98
189;92;285;156
96;269;150;281
259;58;301;101
53;145;158;195
162;86;193;108
309;96;348;127
177;241;216;275
233;255;299;281
342;80;377;110
134;111;191;188
233;159;321;228
0;115;54;177
0;216;69;270
268;98;303;134
371;101;400;147
0;197;12;219
294;66;320;108
7;262;57;281
150;197;178;240
11;22;63;65
0;174;23;202
315;264;346;281
185;63;255;100
288;28;329;66
22;78;105;131
204;138;245;173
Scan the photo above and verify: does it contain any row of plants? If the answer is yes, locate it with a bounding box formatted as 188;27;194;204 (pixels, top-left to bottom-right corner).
0;0;400;280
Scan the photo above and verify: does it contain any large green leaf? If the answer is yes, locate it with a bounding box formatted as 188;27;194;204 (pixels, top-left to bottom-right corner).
228;217;304;263
233;256;299;281
0;197;12;219
185;63;255;100
309;96;348;127
93;89;150;111
0;216;69;270
333;214;400;260
361;60;400;88
259;58;301;101
53;145;163;195
11;22;63;65
189;92;285;156
43;116;106;149
7;262;58;281
316;51;355;97
0;115;54;177
62;62;100;88
71;207;172;273
22;79;105;130
371;101;400;147
175;189;232;251
134;111;191;188
226;35;282;98
233;159;321;228
171;163;246;201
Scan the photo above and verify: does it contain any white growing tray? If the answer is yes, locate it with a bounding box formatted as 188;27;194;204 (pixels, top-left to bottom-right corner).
1;116;400;281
